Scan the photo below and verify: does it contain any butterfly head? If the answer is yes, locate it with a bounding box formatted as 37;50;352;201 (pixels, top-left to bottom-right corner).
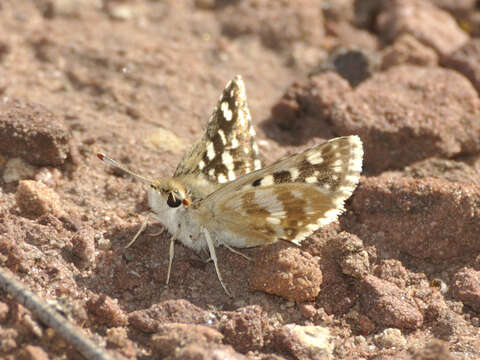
97;153;192;210
149;179;191;208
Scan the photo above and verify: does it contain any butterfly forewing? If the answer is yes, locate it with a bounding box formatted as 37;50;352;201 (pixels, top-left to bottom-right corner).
201;136;363;246
174;75;262;184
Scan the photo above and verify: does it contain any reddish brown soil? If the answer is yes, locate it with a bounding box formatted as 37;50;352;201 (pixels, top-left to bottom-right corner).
1;0;480;359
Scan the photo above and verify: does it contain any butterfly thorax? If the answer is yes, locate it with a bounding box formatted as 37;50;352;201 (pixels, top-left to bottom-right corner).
147;175;219;252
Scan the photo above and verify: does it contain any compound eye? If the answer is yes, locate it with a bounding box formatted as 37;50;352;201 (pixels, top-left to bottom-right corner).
167;193;182;208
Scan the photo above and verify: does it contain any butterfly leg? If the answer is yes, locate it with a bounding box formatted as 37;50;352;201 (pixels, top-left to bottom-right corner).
202;228;232;297
125;215;150;249
148;229;164;237
165;234;176;285
222;243;252;261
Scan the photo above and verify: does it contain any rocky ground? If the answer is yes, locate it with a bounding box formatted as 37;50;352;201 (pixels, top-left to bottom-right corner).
1;0;480;359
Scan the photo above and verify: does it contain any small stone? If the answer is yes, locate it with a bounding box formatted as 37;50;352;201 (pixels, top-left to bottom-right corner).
298;302;317;320
373;328;407;349
144;127;187;155
18;345;49;360
433;0;476;17
404;157;480;187
360;275;423;330
106;327;129;347
431;311;467;340
221;305;269;352
443;39;480;94
0;236;25;271
96;235;111;250
2;158;36;183
409;339;456;360
0;301;9;323
173;343;248;360
41;0;83;18
128;299;213;333
71;226;96;266
312;47;379;87
0;328;18;352
106;327;136;359
249;243;322;302
451;268;480;312
34;167;62;187
351;176;480;260
271;71;350;135
326;20;379;51
331;232;370;278
151;323;223;358
108;5;133;21
356;314;375;336
381;34;438;70
16;180;64;218
194;0;215;10
354;0;384;28
378;0;468;57
22;312;43;338
275;324;333;360
340;250;370;279
87;294;128;327
0;99;70;166
373;259;409;289
217;1;325;50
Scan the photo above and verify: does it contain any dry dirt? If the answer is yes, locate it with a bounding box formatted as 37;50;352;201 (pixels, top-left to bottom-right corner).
1;0;480;359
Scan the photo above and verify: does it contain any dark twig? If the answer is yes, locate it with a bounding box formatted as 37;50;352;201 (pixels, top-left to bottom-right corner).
0;267;115;360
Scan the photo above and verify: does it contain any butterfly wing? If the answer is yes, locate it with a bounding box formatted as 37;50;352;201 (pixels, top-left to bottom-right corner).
198;136;363;246
174;75;262;184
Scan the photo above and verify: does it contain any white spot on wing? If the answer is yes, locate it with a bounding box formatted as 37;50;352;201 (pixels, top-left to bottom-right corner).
267;217;281;225
261;175;274;186
254;159;262;170
221;102;233;121
331;159;343;168
217;173;227;183
318;208;341;226
344;174;359;184
290;168;300;181
198;160;205;170
238;112;247;126
307;151;324;165
206;142;216;160
252;142;259;154
222;151;234;170
218;129;227;145
349;159;363;173
270;211;286;218
231;137;239;148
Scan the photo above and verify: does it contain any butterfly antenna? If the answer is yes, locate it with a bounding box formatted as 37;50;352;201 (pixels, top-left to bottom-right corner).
97;153;152;183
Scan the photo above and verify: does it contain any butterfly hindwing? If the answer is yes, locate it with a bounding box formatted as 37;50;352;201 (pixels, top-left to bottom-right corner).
200;136;363;246
174;75;262;184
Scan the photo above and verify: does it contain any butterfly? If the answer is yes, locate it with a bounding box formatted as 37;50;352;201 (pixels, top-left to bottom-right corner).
98;75;363;296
